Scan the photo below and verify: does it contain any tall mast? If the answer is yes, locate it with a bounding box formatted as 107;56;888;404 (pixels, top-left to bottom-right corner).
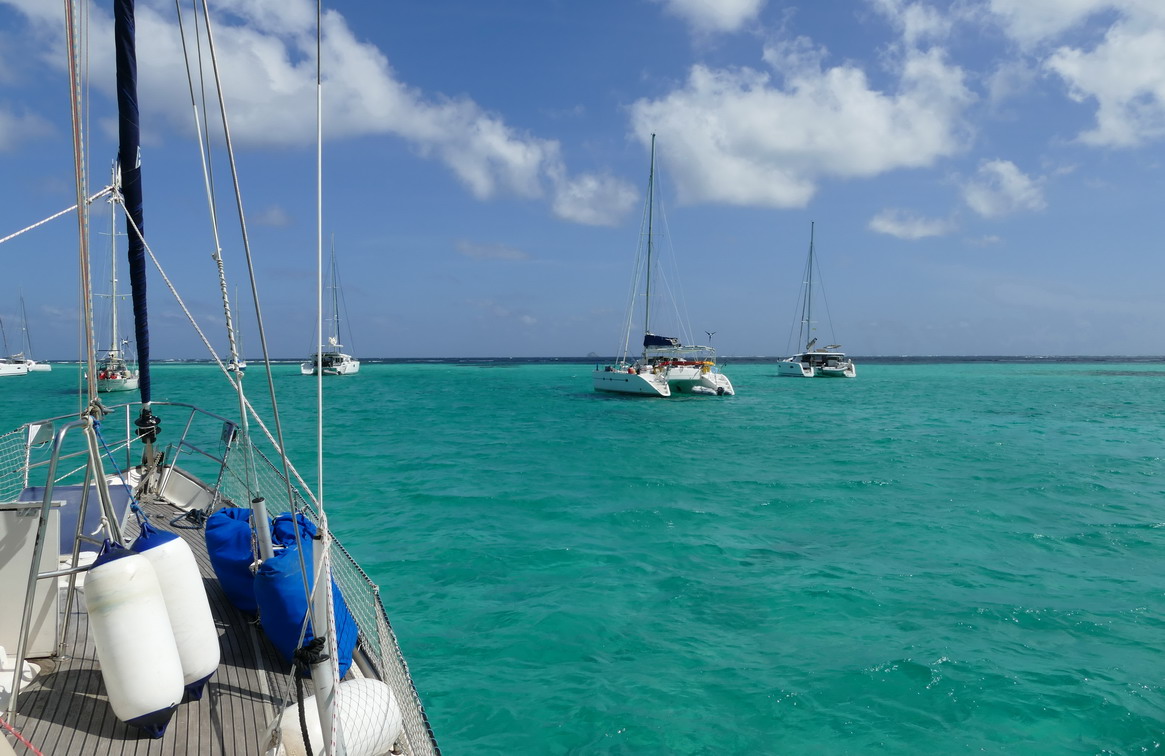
329;236;340;348
643;133;656;358
803;221;815;352
110;169;119;357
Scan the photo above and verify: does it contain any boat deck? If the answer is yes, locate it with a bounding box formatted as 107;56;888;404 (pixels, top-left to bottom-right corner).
5;495;439;755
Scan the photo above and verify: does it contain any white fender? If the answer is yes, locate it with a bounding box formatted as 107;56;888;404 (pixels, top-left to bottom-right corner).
134;531;220;695
85;548;184;737
269;678;403;756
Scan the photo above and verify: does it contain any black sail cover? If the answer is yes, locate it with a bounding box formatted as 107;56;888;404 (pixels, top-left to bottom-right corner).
114;0;150;405
644;334;680;348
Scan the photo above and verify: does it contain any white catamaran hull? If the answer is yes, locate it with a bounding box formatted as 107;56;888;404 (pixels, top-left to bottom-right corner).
776;357;856;378
663;364;735;395
300;356;360;376
593;366;671;396
0;362;29;377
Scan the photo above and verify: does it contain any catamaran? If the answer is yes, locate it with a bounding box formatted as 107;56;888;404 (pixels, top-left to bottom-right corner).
593;135;734;397
301;242;359;376
0;2;437;754
776;222;857;378
0;316;30;377
2;295;52;373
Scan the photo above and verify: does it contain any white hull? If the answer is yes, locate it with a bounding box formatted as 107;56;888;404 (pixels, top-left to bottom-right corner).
776;356;856;378
27;362;52;372
593;366;671;396
301;354;360;376
0;362;29;377
98;375;140;393
661;363;735;395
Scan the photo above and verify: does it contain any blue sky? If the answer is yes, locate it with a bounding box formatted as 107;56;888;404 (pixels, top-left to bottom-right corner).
1;0;1164;359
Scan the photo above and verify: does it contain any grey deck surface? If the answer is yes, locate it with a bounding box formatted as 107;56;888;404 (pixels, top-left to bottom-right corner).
7;501;288;755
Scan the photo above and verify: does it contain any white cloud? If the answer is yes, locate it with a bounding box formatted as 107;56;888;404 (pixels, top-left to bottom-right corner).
868;208;954;239
985;0;1117;47
0;0;636;225
868;0;952;46
549;171;639;227
455;240;530;262
252;205;292;227
654;0;766;34
962;159;1046;218
628;42;973;208
985;1;1165;148
0;103;50;150
1046;22;1165;147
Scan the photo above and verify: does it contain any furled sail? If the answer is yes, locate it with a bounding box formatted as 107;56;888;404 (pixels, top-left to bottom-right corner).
644;333;680;348
113;0;150;405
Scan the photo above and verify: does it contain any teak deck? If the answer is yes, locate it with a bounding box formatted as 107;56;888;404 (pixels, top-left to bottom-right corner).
6;497;438;755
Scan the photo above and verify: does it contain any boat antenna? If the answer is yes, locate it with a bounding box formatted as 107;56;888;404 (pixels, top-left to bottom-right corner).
643;133;656;359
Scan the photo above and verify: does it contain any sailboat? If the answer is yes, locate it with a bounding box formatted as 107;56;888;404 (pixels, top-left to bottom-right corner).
776;222;857;378
301;241;360;376
94;177;140;392
0;315;30;376
593;134;734;397
2;295;52;372
1;1;437;754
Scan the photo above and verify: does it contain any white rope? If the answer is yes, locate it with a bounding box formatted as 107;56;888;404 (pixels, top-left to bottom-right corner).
119;203;322;511
0;187;112;247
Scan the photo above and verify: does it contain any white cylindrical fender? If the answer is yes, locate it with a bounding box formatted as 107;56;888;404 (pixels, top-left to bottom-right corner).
132;528;221;697
269;678;403;756
85;547;184;738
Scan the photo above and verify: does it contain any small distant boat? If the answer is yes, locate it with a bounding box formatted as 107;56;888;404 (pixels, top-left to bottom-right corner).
94;169;140;393
0;316;30;377
3;294;52;372
0;359;29;377
776;222;856;379
593;134;733;397
301;240;360;376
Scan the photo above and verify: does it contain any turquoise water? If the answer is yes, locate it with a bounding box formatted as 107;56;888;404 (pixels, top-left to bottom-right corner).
4;361;1165;753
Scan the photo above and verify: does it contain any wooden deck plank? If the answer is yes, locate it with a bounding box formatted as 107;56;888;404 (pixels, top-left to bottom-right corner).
10;489;438;756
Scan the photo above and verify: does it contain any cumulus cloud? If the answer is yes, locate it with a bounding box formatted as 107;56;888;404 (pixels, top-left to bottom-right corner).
985;0;1116;47
1046;22;1165;147
654;0;766;34
549;171;639;227
455;240;530;262
962;159;1046;218
628;40;973;208
868;0;953;46
986;1;1165;148
0;0;635;225
869;208;954;239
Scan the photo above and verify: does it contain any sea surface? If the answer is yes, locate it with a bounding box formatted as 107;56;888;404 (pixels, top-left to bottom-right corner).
3;360;1165;754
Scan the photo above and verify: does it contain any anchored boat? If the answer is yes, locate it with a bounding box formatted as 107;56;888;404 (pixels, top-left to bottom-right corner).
593;135;734;398
0;2;438;754
776;222;857;378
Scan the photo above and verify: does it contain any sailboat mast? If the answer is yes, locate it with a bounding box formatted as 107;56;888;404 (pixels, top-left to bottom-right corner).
110;171;119;357
329;236;340;348
803;221;815;351
644;133;656;358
